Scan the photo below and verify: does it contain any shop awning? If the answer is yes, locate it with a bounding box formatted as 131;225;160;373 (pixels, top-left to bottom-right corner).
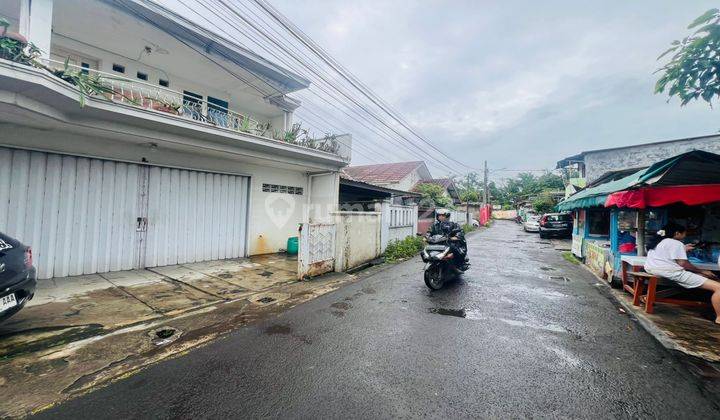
556;150;720;212
556;171;645;211
605;184;720;209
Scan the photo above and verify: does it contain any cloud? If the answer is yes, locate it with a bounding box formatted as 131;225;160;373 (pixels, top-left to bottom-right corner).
190;0;720;176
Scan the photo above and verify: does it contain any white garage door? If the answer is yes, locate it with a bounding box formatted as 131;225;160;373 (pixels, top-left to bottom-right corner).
0;148;249;279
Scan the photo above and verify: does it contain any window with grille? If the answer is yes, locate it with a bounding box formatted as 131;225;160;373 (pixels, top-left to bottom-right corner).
262;183;303;195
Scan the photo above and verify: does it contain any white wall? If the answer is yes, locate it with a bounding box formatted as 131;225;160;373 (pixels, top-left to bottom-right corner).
393;167;425;192
307;172;339;224
334;211;382;272
583;135;720;183
380;202;418;252
27;0;52;58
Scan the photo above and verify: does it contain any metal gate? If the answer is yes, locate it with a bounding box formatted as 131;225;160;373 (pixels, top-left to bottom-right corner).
297;223;336;279
0;147;249;279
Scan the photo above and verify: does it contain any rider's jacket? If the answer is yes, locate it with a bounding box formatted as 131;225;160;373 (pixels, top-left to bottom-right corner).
427;221;465;241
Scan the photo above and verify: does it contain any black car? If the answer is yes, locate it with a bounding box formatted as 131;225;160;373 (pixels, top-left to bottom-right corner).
0;232;36;322
538;213;573;239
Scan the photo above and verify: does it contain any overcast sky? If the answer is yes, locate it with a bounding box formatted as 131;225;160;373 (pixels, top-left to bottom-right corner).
266;0;719;179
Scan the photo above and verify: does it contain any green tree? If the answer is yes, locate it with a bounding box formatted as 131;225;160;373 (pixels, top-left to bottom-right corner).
456;172;483;203
415;183;451;208
532;195;555;214
536;172;564;190
655;8;720;106
459;189;479;203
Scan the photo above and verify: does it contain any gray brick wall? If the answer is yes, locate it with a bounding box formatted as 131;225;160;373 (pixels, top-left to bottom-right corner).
584;136;720;183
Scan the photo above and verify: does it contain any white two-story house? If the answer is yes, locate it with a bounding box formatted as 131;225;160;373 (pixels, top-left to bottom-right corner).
0;0;350;279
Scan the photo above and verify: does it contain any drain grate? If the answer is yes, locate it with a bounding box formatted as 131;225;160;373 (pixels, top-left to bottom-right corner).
155;328;175;339
217;273;233;279
549;276;571;282
257;296;276;304
149;327;181;346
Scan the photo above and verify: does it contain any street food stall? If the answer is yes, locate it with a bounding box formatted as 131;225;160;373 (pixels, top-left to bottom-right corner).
558;150;720;284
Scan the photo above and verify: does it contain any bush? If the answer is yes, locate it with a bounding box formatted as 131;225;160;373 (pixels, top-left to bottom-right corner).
532;195;555;214
385;235;424;263
462;224;476;234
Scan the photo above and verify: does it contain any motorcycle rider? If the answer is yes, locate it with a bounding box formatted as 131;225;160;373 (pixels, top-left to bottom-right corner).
426;209;469;270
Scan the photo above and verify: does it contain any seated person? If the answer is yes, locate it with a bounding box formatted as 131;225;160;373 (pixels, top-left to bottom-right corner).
644;222;720;324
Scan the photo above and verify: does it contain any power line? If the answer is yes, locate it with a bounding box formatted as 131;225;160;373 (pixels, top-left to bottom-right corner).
194;0;461;174
192;0;437;168
212;0;463;174
251;0;480;172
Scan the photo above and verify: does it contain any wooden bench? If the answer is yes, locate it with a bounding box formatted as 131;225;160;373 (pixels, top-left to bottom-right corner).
628;271;709;314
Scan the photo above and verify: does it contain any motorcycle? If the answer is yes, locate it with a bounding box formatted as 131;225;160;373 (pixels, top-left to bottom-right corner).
420;227;468;290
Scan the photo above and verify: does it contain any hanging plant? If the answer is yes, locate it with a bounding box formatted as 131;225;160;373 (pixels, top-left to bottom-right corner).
0;16;40;65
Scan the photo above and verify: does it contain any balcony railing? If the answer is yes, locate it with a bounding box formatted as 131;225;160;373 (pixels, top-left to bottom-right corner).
28;58;341;156
38;58;273;135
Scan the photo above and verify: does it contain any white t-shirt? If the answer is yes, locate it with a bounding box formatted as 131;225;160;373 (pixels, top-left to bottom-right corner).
644;238;687;273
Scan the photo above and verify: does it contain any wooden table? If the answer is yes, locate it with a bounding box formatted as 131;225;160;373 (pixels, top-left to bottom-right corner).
620;255;714;313
621;255;719;272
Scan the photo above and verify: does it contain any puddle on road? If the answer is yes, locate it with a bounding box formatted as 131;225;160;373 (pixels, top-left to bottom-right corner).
428;308;572;336
428;308;466;318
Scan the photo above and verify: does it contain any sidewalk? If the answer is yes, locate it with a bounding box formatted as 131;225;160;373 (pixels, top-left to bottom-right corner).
0;254;297;358
609;287;720;363
0;253;357;417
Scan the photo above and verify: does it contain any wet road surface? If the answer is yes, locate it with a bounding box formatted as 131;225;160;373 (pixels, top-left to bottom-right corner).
36;221;720;418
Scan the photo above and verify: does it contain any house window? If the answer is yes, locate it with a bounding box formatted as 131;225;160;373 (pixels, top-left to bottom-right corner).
262;184;303;195
112;63;125;73
136;71;148;81
80;62;90;75
159;79;169;88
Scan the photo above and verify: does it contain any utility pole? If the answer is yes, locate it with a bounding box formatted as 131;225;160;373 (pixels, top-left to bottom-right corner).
483;160;489;206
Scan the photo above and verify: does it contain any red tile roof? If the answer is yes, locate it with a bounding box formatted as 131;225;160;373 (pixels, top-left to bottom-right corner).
343;161;425;184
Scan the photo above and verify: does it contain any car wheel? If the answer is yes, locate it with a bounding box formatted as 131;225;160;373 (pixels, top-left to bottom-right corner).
539;232;547;239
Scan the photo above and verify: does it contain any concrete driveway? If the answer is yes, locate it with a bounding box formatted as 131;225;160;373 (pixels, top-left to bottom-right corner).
0;254;297;359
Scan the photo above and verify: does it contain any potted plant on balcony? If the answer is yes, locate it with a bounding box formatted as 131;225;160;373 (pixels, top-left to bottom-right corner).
0;16;39;65
151;99;181;115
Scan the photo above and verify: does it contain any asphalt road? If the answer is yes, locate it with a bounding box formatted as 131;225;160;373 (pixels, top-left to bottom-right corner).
37;221;720;419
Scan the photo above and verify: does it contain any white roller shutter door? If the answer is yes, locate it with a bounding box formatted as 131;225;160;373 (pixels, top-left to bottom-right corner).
0;147;249;279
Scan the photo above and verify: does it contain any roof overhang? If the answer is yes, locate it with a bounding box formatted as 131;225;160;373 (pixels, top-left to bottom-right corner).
340;178;421;197
556;153;584;169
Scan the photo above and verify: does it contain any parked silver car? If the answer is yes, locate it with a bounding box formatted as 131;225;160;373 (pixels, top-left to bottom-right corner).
523;215;541;232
